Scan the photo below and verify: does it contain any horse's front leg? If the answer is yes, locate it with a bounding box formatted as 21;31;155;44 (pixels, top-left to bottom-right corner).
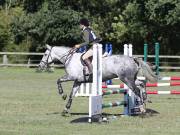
57;74;73;100
62;80;81;116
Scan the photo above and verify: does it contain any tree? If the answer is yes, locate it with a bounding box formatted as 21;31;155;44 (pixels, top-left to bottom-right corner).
23;0;44;13
106;0;180;54
144;0;180;54
0;24;10;51
1;0;179;55
0;0;6;6
11;2;82;51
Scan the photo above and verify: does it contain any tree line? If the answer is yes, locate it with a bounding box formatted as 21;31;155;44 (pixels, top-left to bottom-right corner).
0;0;180;55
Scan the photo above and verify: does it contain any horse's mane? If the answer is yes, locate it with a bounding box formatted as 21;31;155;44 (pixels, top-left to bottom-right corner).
53;46;72;54
54;46;71;50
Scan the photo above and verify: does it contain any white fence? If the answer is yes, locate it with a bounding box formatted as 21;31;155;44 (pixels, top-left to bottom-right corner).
0;52;43;67
0;52;180;70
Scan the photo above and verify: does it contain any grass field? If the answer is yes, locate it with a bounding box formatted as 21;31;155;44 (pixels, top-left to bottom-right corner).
0;67;179;135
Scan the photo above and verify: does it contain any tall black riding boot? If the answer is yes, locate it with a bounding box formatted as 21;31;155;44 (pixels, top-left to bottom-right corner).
84;59;93;75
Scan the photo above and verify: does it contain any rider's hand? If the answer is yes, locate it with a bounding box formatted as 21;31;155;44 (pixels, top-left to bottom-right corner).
75;44;81;48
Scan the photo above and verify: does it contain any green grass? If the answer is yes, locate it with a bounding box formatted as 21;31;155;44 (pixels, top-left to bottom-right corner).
0;67;180;135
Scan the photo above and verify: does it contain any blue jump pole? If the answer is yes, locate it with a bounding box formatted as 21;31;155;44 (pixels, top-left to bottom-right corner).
106;43;112;85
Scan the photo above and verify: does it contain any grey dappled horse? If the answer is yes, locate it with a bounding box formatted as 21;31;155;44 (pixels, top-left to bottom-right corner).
38;44;157;115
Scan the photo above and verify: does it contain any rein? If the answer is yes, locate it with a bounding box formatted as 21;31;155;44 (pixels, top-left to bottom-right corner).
59;47;78;65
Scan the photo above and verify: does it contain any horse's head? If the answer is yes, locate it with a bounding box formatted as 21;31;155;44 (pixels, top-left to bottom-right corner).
38;44;55;71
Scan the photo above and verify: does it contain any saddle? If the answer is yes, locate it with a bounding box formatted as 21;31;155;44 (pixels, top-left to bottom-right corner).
80;54;93;82
91;38;102;44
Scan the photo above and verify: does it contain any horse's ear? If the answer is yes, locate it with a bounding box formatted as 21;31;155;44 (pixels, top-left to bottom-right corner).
46;44;51;50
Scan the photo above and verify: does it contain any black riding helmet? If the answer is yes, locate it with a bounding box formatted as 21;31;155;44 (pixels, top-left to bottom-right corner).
79;18;89;27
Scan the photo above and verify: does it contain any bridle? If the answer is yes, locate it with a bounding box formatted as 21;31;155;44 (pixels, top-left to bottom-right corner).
39;47;77;69
39;46;54;68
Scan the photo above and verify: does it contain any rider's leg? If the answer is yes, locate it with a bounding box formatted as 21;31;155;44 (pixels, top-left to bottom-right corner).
82;49;93;74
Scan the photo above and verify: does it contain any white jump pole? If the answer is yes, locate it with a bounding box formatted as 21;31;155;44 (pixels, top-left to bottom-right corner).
128;44;133;57
124;44;135;115
123;44;130;115
124;44;128;56
88;43;102;122
124;44;144;115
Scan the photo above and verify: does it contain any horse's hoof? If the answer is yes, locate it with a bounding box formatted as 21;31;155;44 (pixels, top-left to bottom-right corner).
61;109;70;117
62;94;67;100
139;105;146;114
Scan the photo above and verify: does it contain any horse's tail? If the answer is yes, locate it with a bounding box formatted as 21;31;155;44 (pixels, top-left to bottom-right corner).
135;58;158;83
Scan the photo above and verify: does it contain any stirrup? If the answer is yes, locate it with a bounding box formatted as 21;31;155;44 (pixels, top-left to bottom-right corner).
85;72;92;76
88;73;93;79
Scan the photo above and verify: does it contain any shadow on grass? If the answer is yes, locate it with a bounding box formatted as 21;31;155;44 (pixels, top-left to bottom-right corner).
46;112;100;123
70;117;93;123
46;112;62;115
139;108;160;118
70;113;128;123
70;113;108;123
70;108;160;123
70;112;88;116
70;113;100;123
46;108;159;123
146;108;159;114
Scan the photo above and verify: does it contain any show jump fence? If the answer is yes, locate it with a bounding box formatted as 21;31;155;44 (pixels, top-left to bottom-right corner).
89;43;180;122
89;44;140;122
85;44;141;122
124;44;180;96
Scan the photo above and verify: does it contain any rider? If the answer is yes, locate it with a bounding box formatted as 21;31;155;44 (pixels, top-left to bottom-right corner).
74;18;100;76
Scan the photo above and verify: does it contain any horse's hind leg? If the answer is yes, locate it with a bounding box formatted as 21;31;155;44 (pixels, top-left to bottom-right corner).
122;77;146;113
62;81;81;116
57;74;72;100
121;77;141;97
